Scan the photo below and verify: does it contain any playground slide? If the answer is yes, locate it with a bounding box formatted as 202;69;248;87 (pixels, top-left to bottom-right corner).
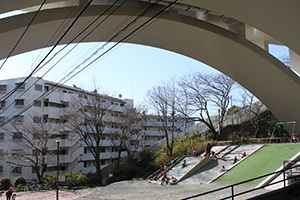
164;156;213;184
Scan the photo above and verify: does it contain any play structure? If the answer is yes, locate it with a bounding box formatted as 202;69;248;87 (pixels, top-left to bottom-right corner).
249;121;300;144
270;121;300;142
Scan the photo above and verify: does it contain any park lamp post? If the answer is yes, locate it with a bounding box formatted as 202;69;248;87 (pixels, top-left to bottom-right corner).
56;138;61;200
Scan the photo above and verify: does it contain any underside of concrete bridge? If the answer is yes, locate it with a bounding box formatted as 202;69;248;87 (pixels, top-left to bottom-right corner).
0;0;300;123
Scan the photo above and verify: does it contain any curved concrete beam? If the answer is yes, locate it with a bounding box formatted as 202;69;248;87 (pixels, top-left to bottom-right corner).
2;0;299;55
181;0;300;56
0;3;299;123
0;0;76;13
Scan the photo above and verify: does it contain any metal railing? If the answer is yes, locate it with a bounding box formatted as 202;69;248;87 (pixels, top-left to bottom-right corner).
249;137;300;144
181;164;300;200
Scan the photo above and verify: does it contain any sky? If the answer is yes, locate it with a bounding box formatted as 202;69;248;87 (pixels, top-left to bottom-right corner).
0;42;289;111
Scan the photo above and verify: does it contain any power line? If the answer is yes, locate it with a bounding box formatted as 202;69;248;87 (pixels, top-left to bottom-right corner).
32;0;125;77
0;0;94;103
59;0;164;84
1;0;179;127
0;1;82;110
0;0;47;70
0;0;148;114
0;0;153;111
0;0;83;113
0;0;123;114
25;0;81;73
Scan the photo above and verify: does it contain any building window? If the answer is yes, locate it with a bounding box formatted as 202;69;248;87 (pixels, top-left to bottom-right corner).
15;99;24;106
12;149;22;156
84;147;89;154
0;85;7;92
0;133;4;140
60;148;68;155
11;166;22;174
44;86;49;91
14;116;23;123
43;99;49;107
0;166;3;173
33;116;41;123
32;167;37;173
43;115;48;123
12;132;23;140
0;149;3;157
0;117;5;124
35;84;43;92
15;82;25;90
34;100;41;107
46;165;66;172
101;160;106;165
0;101;6;109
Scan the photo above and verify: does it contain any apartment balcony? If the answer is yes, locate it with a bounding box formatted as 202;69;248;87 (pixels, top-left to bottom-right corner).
59;139;76;148
81;152;127;161
82;166;96;174
144;140;158;146
143;130;165;136
42;107;65;118
81;140;116;148
47;92;72;103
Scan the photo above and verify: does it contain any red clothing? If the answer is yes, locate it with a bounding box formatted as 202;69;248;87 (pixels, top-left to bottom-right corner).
5;188;13;197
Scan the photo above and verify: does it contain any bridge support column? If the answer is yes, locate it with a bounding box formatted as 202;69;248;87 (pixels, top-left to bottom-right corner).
290;49;300;76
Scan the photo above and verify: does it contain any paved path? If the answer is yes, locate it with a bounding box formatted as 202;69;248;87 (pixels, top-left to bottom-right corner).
72;180;268;200
3;188;98;200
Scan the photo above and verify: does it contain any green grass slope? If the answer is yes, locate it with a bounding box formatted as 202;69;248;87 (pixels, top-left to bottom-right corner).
213;144;300;187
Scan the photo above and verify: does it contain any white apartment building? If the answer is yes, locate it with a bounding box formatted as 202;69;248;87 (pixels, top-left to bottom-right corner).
0;77;194;182
0;77;134;181
142;115;194;147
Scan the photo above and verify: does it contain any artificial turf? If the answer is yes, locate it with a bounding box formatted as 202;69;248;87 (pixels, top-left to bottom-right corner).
213;143;300;187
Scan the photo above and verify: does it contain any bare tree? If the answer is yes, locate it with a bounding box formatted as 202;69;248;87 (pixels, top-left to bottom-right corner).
178;73;236;140
174;82;195;139
146;80;181;156
3;115;59;184
280;55;290;67
66;91;116;181
112;104;146;165
241;88;266;137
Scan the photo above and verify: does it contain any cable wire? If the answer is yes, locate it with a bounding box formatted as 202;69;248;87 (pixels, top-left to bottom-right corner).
0;0;47;70
1;0;179;127
0;0;94;103
0;0;123;114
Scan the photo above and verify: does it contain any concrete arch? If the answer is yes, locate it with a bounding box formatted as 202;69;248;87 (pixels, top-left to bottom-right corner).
0;1;299;123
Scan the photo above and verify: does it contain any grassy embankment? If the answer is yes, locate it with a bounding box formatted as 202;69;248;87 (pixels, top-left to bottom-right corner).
214;143;300;187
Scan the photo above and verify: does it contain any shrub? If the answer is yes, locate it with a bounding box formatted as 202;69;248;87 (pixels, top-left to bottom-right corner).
13;176;26;187
15;184;23;192
205;130;215;140
65;173;89;188
43;175;56;188
139;147;152;162
113;163;144;180
0;177;11;190
86;172;101;186
152;136;218;168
